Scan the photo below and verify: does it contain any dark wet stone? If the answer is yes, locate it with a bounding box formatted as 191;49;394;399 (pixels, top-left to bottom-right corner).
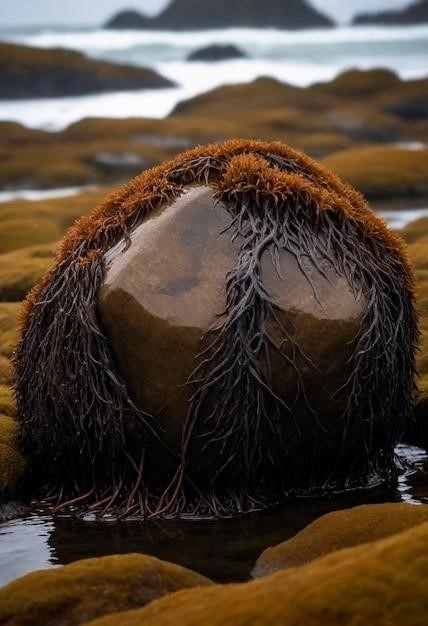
187;45;247;62
98;185;364;458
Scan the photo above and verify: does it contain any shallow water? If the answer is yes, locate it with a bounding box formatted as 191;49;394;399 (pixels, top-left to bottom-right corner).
0;443;426;588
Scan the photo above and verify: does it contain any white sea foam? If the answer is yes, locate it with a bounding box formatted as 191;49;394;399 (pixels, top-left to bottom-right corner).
4;25;428;52
0;24;427;131
0;186;95;203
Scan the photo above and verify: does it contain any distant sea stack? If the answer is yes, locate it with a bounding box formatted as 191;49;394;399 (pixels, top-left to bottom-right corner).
353;0;428;26
0;42;174;100
105;0;334;31
187;44;247;62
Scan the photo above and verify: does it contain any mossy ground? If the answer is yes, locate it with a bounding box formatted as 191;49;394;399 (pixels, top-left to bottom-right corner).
253;502;428;576
1;69;427;197
0;553;212;626
84;522;428;626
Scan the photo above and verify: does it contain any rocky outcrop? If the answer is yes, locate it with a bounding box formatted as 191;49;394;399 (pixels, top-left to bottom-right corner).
105;0;334;31
187;44;247;62
353;0;428;25
0;42;174;100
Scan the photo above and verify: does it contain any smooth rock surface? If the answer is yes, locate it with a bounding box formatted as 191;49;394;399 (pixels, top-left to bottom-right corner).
99;185;364;455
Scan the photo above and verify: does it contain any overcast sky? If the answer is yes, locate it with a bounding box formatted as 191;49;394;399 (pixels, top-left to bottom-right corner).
0;1;414;27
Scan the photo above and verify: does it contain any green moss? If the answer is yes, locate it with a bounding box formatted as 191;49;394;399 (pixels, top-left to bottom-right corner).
253;502;428;576
0;303;21;358
312;68;401;98
85;522;428;626
0;219;60;254
0;414;19;447
0;355;11;385
323;146;428;199
0;442;26;495
401;216;428;244
0;386;16;417
0;553;212;626
0;244;55;301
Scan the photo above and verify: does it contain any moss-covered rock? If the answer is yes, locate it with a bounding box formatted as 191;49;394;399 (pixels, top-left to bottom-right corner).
0;355;11;385
0;414;26;497
253;503;428;577
0;303;20;358
323;146;428;199
0;244;55;301
0;218;60;254
85;522;428;626
0;42;174;99
0;386;16;417
0;554;212;626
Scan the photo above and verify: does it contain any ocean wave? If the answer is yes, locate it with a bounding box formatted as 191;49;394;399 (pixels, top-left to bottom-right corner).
2;24;428;53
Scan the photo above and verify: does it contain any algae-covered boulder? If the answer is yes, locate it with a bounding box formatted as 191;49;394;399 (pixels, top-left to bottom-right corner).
253;502;428;577
0;553;212;626
15;140;417;518
0;42;174;99
84;522;428;626
0;414;26;497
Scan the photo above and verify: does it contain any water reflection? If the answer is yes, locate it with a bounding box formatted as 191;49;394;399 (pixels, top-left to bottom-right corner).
0;444;426;588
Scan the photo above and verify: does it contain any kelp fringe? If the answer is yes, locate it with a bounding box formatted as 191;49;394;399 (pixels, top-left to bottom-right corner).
14;140;418;518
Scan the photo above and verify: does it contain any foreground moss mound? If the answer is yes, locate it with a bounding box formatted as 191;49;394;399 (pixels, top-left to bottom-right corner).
0;244;55;301
0;303;20;358
253;502;428;577
0;554;212;626
85;522;428;626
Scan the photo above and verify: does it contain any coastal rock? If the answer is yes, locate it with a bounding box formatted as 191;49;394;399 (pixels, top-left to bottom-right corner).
83;523;428;626
0;244;55;302
14;140;417;518
323;146;428;199
105;0;334;31
187;45;247;62
0;554;212;626
0;42;174;100
353;0;428;26
253;502;428;577
0;415;26;498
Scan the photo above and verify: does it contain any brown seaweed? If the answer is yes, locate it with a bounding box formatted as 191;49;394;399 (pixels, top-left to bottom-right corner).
14;140;418;518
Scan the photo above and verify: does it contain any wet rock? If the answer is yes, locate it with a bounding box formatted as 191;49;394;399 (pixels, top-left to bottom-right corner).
83;522;428;626
0;42;174;100
15;140;417;517
105;0;334;31
99;185;364;459
187;45;247;62
253;502;428;577
0;554;212;626
353;0;428;25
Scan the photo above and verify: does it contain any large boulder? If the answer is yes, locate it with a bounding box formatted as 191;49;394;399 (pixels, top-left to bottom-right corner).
105;0;334;30
14;140;417;518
